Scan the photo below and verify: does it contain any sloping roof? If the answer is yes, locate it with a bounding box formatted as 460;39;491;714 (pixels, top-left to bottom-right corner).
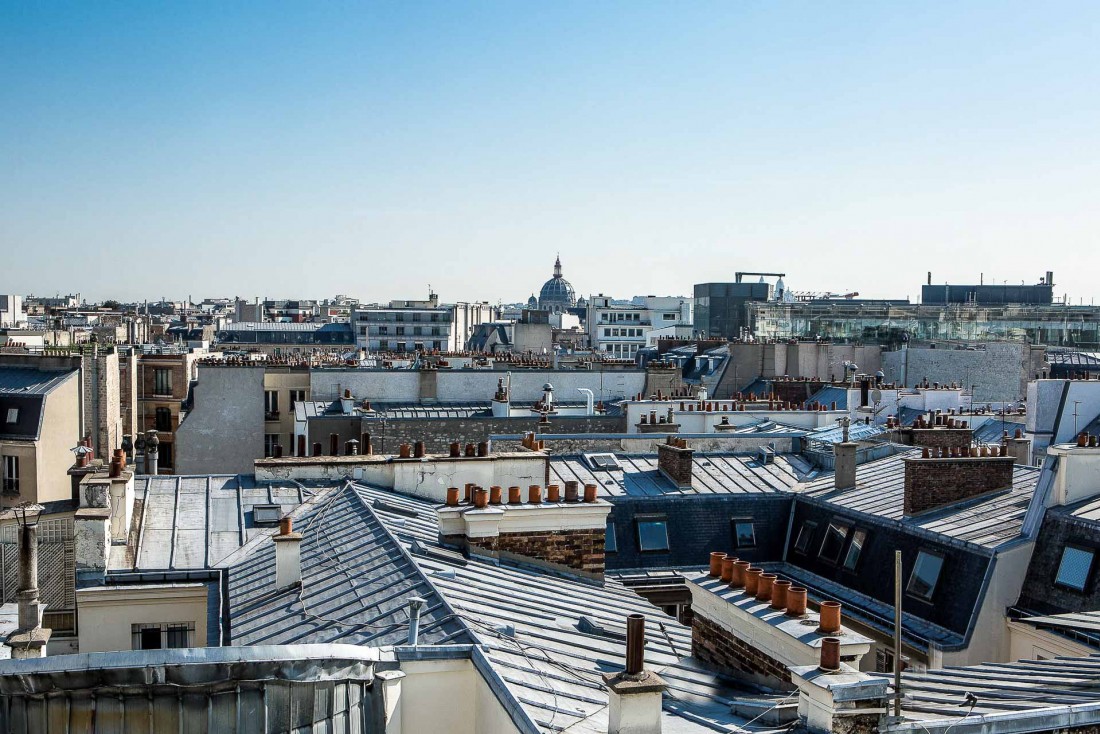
550;452;809;497
222;484;468;648
971;415;1029;445
1015;610;1100;649
0;395;45;441
356;482;778;734
808;385;848;409
121;475;314;571
899;656;1100;721
0;367;76;395
796;450;1041;549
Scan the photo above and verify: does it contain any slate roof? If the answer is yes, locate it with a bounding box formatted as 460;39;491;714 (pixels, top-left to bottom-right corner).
0;367;76;394
221;484;468;648
807;385;848;409
0;367;76;441
121;475;315;571
550;453;810;498
796;450;1041;549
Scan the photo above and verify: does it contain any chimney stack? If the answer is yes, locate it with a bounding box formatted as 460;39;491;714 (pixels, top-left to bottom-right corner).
4;516;51;658
273;516;303;589
602;614;667;734
833;442;857;490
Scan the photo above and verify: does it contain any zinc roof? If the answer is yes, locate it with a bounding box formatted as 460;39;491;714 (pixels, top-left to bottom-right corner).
797;450;1041;549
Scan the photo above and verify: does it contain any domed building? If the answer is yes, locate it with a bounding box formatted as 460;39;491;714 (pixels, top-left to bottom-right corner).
537;256;576;313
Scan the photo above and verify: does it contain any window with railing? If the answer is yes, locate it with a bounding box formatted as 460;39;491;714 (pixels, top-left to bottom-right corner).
132;621;195;650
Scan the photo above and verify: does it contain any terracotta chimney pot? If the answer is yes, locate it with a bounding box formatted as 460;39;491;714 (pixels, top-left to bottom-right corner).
731;560;750;589
771;580;791;610
709;552;725;577
528;485;542;504
445;487;459;507
756;573;776;602
489;486;502;505
786;587;808;616
744;567;763;597
818;601;842;634
508;486;522;504
720;556;735;583
547;484;560;502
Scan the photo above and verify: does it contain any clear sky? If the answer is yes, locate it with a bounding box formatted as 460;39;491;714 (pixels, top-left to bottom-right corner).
3;1;1099;305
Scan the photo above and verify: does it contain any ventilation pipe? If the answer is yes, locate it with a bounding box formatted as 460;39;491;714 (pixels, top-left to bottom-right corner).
407;596;426;646
578;387;595;416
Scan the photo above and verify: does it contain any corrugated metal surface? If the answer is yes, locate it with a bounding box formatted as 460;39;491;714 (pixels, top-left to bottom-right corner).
0;645;379;734
797;451;1040;549
550;453;808;497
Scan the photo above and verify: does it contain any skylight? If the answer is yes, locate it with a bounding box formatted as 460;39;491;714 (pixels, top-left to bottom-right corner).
637;517;669;552
1055;546;1094;592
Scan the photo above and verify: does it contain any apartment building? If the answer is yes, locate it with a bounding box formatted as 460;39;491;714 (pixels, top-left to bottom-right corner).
352;294;497;353
586;294;692;359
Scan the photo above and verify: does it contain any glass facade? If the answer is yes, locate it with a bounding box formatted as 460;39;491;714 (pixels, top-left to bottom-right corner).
750;302;1100;348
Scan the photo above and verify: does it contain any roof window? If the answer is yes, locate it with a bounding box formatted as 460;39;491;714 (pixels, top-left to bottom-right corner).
637;516;669;552
907;550;945;600
1055;546;1094;592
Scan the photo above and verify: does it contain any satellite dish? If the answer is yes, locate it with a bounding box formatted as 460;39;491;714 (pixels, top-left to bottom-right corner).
871;389;882;404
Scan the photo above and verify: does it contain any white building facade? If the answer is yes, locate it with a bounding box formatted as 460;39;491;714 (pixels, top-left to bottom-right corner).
586;295;692;359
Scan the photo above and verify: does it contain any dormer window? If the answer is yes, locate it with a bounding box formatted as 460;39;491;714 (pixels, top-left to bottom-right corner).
5;408;16;423
1055;546;1094;592
793;522;817;554
819;521;851;564
637;516;669;552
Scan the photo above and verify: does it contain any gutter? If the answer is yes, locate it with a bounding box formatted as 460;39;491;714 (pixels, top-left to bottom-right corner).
883;699;1100;734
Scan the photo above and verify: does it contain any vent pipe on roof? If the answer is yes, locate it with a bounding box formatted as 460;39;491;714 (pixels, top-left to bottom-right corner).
603;613;666;734
407;596;426;646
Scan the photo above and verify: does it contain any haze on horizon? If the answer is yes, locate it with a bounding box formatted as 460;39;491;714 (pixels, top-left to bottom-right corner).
3;1;1099;305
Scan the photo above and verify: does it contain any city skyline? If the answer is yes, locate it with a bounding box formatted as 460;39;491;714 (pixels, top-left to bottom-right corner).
4;1;1100;303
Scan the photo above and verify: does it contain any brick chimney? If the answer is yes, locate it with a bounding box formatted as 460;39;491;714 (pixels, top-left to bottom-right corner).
903;448;1015;515
438;485;611;577
657;437;693;489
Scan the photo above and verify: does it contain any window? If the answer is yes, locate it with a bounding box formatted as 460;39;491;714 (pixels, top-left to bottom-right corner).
605;520;617;553
264;434;280;458
159;442;172;469
413;327;422;336
4;408;17;423
1055;546;1095;591
264;390;279;418
794;522;817;554
2;455;18;495
433;341;442;350
153;368;172;395
396;326;406;336
907;550;945;600
431;327;440;336
289;389;307;409
132;622;195;650
379;340;389;350
637;516;670;552
819;521;851;564
843;529;868;571
155;407;172;432
378;326;388;335
663;313;677;321
732;519;756;548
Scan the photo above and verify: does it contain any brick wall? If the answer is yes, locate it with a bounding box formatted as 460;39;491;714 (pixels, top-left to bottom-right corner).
691;614;793;689
772;380;828;406
908;428;973;449
903;456;1015;515
443;527;605;574
657;441;693;487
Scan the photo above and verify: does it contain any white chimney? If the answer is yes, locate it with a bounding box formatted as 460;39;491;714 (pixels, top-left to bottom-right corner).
273;516;303;589
602;615;666;734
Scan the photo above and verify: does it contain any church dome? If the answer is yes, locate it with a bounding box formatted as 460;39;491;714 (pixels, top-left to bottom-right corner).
538;257;576;312
527;294;538;308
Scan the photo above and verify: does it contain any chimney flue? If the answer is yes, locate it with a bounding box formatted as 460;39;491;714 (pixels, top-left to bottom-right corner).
625;614;645;676
273;516;303;589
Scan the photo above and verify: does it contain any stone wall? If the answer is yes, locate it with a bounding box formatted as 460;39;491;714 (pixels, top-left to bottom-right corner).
82;351;121;461
903;456;1016;515
443;527;605;574
691;614;792;689
882;342;1044;402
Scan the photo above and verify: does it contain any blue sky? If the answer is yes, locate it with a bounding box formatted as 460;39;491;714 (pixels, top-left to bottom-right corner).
3;1;1099;304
